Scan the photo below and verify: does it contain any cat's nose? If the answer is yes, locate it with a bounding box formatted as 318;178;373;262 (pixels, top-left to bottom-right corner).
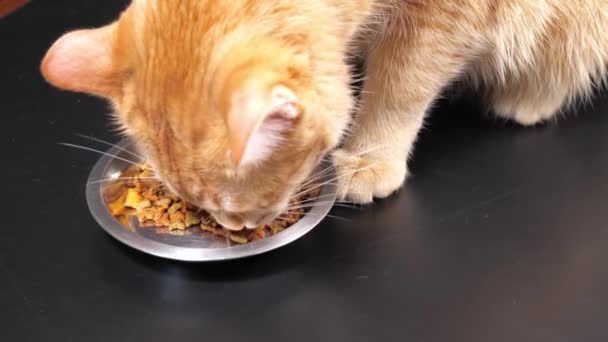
212;213;245;231
245;221;258;229
244;215;266;229
244;212;279;229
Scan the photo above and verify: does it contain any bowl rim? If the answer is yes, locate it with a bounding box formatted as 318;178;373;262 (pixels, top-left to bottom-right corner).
85;138;336;262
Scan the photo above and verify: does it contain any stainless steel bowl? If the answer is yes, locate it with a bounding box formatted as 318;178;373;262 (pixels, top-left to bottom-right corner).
85;139;336;262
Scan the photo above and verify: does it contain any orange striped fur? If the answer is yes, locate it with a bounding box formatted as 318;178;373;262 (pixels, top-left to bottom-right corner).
41;0;608;228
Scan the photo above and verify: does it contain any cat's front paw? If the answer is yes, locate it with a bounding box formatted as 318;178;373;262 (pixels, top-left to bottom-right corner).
332;149;407;204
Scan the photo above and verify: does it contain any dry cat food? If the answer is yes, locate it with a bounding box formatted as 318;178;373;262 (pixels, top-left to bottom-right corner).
103;163;320;244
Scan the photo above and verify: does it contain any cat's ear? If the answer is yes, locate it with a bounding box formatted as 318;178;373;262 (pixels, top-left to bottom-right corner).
41;25;123;97
227;83;300;166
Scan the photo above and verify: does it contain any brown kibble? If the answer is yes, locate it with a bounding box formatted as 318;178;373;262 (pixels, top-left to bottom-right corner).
152;207;165;221
136;199;152;211
142;188;159;202
141;220;156;227
167;202;182;214
169;229;187;236
228;233;248;244
247;227;266;241
137;208;156;223
200;224;214;233
169;210;185;220
184;211;201;228
169;220;186;230
167;193;180;202
269;224;285;234
154;198;171;209
107;163;316;244
158;213;171;227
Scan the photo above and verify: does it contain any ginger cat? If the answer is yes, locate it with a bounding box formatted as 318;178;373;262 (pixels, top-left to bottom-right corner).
41;0;608;230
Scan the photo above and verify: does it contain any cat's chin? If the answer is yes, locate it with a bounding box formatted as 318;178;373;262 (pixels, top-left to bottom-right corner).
224;226;246;232
216;220;245;232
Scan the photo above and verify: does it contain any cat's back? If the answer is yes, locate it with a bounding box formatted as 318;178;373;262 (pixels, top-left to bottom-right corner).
484;0;608;83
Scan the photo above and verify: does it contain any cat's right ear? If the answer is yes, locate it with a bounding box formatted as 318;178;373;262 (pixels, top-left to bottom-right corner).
41;25;123;97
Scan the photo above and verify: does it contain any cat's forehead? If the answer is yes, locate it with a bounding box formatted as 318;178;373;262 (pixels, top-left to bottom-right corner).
128;1;256;85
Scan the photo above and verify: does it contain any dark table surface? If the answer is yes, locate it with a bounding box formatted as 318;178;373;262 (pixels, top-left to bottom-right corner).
3;1;608;341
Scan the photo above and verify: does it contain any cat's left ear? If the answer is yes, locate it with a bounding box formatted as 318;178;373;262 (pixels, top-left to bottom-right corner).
227;83;301;166
41;24;124;97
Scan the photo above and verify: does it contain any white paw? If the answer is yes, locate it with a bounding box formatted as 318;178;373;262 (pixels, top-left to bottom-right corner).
493;99;561;126
511;111;555;126
332;149;407;204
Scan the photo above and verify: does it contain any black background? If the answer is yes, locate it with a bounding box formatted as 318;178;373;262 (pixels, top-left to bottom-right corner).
2;1;608;341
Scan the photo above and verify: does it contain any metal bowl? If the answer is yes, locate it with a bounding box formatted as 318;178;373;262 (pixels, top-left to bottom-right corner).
85;139;336;262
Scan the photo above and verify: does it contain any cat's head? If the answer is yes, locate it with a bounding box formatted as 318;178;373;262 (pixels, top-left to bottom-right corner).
41;1;363;230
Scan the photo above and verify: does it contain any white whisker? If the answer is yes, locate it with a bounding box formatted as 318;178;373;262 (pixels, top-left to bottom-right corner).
286;202;360;211
281;212;351;222
75;134;146;162
298;164;336;189
87;176;160;185
288;193;338;206
58;142;149;168
291;163;377;199
350;144;389;157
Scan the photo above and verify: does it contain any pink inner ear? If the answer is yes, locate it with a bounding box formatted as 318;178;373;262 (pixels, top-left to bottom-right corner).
41;27;115;95
268;85;299;119
227;84;300;166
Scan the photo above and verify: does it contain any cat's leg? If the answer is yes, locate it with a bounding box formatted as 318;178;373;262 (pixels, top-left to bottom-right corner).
334;31;469;203
491;84;570;126
486;5;608;126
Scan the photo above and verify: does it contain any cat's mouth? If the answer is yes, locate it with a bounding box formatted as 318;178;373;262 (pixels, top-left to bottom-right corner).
208;207;285;231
